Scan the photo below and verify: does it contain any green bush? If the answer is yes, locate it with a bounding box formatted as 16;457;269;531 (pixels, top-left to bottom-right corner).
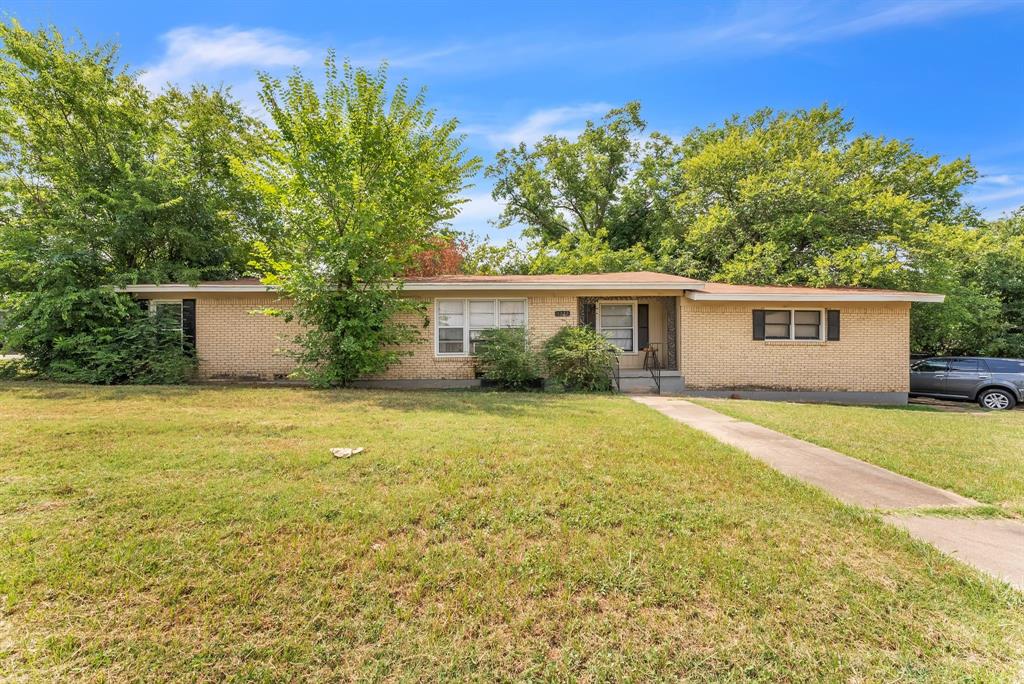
542;326;618;392
474;327;542;390
2;289;195;385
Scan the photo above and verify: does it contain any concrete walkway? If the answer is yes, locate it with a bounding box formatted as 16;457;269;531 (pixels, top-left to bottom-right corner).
632;396;1024;589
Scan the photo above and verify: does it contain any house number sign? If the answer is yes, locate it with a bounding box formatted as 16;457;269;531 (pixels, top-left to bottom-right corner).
554;310;571;317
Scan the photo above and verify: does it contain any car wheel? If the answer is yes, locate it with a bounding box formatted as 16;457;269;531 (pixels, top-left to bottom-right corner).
978;388;1016;410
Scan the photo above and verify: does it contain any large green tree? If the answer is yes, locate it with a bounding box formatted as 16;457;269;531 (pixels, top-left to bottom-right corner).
242;55;479;386
0;21;269;380
486;102;676;249
482;102;1019;355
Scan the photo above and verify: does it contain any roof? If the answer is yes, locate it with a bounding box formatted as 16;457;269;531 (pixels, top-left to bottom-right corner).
402;271;705;291
686;282;945;303
117;272;945;302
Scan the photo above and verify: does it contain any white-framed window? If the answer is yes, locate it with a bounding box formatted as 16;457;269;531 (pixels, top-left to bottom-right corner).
149;300;184;339
598;300;637;353
435;298;528;356
764;309;824;341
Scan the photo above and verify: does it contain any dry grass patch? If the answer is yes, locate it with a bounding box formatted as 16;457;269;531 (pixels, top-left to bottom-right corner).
0;383;1022;681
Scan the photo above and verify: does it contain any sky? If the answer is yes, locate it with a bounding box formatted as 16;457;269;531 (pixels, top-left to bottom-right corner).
5;0;1024;239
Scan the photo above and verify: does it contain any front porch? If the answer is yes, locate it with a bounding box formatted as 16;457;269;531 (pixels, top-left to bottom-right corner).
577;295;682;394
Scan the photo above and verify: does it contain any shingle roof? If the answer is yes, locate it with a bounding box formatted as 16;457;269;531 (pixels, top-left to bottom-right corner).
118;272;944;301
688;282;944;302
402;271;704;286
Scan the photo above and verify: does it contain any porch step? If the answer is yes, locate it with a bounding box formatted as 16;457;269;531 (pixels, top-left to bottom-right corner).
618;376;661;394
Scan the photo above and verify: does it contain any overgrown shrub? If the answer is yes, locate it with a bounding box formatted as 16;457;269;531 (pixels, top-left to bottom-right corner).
542;326;618;392
474;327;541;390
2;289;194;385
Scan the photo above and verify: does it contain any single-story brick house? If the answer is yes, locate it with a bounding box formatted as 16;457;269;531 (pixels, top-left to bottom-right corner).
122;272;944;404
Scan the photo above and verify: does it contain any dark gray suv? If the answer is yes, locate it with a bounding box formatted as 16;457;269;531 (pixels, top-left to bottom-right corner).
910;357;1024;410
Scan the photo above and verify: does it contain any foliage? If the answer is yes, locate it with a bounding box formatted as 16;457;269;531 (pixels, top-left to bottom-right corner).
542;325;618;392
242;55;480;386
3;288;193;384
487;102;675;249
484;101;1024;356
473;327;541;389
0;21;269;382
405;235;468;277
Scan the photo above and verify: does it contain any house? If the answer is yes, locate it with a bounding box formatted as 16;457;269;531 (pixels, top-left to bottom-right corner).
121;272;944;404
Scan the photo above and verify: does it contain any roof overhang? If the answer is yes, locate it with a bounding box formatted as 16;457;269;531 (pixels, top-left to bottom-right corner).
686;291;945;303
119;280;707;294
118;284;274;293
402;281;706;292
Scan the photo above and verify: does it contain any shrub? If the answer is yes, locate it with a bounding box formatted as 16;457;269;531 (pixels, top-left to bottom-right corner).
474;327;542;390
3;289;195;385
542;326;618;392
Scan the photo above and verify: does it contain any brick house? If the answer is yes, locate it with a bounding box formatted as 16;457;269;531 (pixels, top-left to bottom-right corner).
122;271;944;404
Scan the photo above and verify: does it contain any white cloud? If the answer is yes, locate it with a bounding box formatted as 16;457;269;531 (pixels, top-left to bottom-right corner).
469;103;611;148
968;171;1024;219
140;26;312;91
451;189;504;231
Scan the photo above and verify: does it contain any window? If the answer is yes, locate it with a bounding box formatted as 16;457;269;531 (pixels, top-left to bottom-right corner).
986;359;1024;374
437;300;466;354
764;309;824;341
435;299;527;356
598;301;636;352
912;359;948;373
468;299;496;354
764;310;792;340
948;358;980;373
150;300;183;339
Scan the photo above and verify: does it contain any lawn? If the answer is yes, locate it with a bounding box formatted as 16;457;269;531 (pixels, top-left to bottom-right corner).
692;398;1024;517
1;384;1022;681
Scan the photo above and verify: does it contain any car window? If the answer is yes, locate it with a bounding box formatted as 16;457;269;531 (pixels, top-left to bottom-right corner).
948;359;980;373
912;359;948;373
985;359;1024;374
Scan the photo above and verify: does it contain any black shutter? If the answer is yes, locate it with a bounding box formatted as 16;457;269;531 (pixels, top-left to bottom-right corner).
638;303;650;350
182;299;197;356
581;301;597;330
827;309;840;341
752;310;766;340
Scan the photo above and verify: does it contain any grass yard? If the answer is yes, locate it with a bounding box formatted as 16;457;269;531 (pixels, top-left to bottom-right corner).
692;399;1024;518
1;384;1023;681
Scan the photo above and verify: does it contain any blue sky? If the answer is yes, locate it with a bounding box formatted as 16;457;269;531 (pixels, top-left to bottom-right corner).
5;0;1024;238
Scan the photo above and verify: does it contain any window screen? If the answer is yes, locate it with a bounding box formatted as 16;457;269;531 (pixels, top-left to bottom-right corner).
764;310;792;340
794;310;821;340
437;300;465;354
599;303;635;352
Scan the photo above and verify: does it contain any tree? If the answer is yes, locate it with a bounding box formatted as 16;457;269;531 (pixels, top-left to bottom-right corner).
672;105;979;284
486;102;674;249
242;55;479;386
0;20;269;381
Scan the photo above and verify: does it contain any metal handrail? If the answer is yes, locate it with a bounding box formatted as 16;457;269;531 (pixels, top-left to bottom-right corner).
612;353;621;392
643;343;662;394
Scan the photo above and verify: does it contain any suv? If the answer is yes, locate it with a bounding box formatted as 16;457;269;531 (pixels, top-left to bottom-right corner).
910;357;1024;410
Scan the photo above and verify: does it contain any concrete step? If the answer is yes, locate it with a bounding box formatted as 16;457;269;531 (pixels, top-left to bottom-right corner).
618;376;661;394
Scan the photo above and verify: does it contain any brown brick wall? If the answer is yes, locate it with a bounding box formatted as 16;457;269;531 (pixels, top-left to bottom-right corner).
365;294;578;380
679;298;911;392
194;293;302;380
180;291;912;391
